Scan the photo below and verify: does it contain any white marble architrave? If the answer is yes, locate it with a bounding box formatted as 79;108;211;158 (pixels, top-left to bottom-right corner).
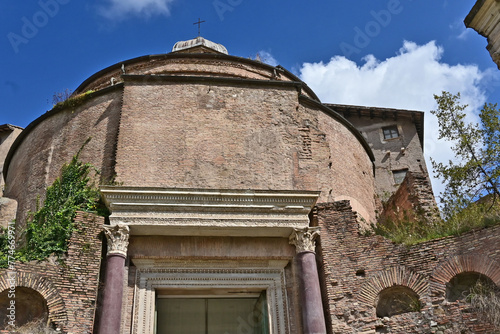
132;259;290;334
99;187;319;333
289;227;320;254
100;186;320;237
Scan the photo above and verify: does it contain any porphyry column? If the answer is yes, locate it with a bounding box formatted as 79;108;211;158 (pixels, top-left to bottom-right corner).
289;227;327;334
98;224;130;334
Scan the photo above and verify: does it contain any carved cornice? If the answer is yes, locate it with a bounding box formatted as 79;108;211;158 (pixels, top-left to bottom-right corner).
289;227;320;254
103;224;130;257
100;187;319;237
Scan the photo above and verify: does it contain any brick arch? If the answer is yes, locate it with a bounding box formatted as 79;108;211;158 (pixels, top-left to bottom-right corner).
430;255;500;297
359;266;428;306
0;271;67;326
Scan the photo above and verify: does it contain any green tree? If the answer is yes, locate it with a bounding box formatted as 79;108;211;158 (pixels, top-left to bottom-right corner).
431;91;500;218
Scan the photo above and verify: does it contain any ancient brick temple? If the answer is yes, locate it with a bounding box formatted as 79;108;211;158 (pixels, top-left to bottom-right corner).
0;37;499;333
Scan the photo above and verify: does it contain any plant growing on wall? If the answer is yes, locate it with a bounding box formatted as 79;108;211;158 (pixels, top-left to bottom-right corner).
0;141;106;267
51;90;94;112
21;152;101;261
374;92;500;245
374;200;499;245
51;88;73;106
0;228;11;268
467;280;500;331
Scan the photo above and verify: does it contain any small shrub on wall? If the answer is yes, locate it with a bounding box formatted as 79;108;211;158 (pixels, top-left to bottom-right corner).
21;153;102;261
374;201;500;245
467;280;500;331
0;140;107;267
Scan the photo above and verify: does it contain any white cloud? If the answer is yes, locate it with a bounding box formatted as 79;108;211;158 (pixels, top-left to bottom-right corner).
449;19;472;40
256;50;279;67
98;0;175;20
456;28;472;40
299;40;497;202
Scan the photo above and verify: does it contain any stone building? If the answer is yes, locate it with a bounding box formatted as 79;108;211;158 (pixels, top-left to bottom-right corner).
0;124;22;196
466;0;500;69
0;124;22;228
0;37;498;333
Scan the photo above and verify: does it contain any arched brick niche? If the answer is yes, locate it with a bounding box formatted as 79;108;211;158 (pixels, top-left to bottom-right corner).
0;287;48;329
0;272;67;329
359;266;428;316
375;285;421;317
431;255;500;299
446;272;497;302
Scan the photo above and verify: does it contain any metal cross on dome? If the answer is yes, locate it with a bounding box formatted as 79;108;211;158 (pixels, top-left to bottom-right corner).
193;18;205;37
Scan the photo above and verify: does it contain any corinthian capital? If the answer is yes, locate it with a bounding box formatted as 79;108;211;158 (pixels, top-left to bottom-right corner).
289;227;320;254
103;224;130;257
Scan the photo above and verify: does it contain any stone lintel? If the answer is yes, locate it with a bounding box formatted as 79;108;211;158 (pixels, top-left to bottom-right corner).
100;186;320;237
132;258;290;269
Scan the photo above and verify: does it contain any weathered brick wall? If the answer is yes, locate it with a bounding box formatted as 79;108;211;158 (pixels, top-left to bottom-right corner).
315;108;375;224
0;198;16;229
333;112;426;197
4;90;122;230
116;80;376;222
120;265;136;334
0;212;103;333
316;201;499;333
4;53;377;228
74;54;315;98
380;171;438;224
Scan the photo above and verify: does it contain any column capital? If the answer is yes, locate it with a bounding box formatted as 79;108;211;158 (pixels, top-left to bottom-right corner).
289;227;320;254
103;224;130;257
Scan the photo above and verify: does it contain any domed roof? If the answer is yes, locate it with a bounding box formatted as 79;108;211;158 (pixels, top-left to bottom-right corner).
172;36;228;54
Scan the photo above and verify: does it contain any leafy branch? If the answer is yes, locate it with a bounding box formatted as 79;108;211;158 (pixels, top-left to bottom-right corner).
431;92;500;218
374;92;500;245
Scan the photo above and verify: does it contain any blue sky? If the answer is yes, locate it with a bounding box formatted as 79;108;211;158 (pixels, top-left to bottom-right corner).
0;0;498;197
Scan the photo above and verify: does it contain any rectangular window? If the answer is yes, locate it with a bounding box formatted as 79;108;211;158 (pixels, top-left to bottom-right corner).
393;169;408;184
156;292;269;334
383;126;399;140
